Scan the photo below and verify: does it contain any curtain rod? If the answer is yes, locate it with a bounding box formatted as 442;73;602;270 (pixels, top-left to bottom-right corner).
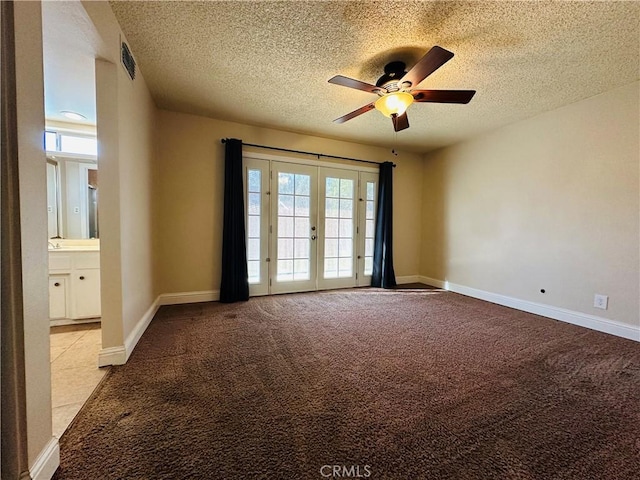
220;139;396;168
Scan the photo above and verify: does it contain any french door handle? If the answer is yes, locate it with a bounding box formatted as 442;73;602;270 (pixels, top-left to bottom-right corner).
311;235;317;241
311;226;316;231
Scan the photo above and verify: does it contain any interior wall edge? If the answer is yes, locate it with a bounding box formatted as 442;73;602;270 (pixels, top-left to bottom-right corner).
97;296;159;367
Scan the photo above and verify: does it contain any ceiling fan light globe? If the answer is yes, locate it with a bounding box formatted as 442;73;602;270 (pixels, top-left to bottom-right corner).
374;92;414;118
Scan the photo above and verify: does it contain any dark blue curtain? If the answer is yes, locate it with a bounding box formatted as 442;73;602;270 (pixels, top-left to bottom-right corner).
371;161;396;288
219;138;249;303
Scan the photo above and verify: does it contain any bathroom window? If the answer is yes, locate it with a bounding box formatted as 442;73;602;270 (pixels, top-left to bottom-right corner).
45;131;58;151
45;130;97;156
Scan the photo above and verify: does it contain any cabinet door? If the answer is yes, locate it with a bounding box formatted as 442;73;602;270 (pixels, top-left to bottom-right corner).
49;275;69;319
73;268;101;318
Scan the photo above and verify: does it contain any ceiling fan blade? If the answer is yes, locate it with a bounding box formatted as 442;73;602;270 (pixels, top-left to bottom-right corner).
392;112;409;132
411;89;476;104
328;75;386;94
400;46;454;88
333;103;376;124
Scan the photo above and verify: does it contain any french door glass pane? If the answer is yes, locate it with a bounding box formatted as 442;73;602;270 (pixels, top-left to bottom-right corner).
277;173;311;282
279;195;294;215
364;180;376;275
339;257;352;276
324;177;354;279
247;168;262;284
247;239;260;260
295;217;309;237
248;261;259;280
247;215;260;237
278;216;294;237
326;198;339;217
248;170;261;191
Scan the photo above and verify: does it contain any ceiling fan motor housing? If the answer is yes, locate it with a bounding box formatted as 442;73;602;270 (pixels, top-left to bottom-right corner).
376;61;409;91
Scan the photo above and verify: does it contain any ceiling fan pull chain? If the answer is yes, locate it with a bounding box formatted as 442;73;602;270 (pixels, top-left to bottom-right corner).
392;131;398;156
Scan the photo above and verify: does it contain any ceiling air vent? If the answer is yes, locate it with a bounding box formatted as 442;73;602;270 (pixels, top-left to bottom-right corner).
121;41;136;81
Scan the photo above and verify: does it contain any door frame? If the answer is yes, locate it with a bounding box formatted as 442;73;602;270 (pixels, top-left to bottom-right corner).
243;151;378;296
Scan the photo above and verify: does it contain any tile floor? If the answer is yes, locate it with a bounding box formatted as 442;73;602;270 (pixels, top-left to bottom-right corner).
50;323;109;438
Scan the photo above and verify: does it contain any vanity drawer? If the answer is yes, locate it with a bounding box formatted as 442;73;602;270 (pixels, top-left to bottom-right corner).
73;252;100;269
48;254;72;271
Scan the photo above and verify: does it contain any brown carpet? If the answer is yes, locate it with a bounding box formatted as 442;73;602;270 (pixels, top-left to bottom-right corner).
54;288;640;479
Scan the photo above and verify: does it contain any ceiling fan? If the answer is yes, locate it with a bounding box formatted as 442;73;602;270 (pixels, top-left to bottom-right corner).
328;46;476;132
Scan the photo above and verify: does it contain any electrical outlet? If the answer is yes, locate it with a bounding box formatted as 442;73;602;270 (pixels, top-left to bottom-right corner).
594;294;608;310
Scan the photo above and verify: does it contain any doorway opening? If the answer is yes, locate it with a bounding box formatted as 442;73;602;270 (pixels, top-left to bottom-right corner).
42;0;107;439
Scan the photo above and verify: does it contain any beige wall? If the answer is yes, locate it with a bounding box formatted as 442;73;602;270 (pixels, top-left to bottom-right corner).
155;110;424;295
95;58;124;351
421;81;640;328
13;0;55;471
84;1;157;350
116;49;156;340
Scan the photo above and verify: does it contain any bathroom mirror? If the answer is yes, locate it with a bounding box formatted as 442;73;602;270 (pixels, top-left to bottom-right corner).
46;154;99;239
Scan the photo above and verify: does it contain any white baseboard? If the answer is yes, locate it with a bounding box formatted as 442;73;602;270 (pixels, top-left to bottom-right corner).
418;276;639;342
158;290;220;305
417;276;446;289
29;437;59;480
98;298;160;366
49;318;100;327
123;299;161;362
395;275;421;284
98;345;126;367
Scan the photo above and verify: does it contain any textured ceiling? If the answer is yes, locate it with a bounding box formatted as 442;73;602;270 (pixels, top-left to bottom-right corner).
109;1;639;153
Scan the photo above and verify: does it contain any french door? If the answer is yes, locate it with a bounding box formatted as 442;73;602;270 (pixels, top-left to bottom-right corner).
271;162;318;294
317;167;358;290
244;157;377;296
